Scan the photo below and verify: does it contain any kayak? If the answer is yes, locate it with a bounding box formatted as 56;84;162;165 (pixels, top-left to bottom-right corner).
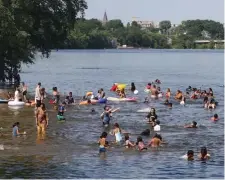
107;97;137;102
0;99;8;104
79;98;107;105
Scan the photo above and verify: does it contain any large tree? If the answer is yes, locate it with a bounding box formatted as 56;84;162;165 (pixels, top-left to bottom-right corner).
0;0;87;82
159;20;171;33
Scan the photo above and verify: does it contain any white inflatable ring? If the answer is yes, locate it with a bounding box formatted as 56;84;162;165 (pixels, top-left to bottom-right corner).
8;101;25;106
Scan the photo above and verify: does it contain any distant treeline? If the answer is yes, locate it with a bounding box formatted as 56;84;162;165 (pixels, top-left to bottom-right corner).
58;19;224;49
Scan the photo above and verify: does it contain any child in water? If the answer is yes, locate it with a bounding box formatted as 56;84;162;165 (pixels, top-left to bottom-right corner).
57;102;66;120
125;135;135;149
211;114;219;121
98;132;108;153
12;122;26;136
136;136;147;151
184;121;198;128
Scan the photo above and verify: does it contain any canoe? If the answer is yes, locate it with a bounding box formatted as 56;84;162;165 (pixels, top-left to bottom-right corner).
107;97;137;102
0;99;8;104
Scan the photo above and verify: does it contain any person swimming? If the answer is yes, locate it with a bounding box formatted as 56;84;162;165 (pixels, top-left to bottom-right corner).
136;136;147;151
140;129;150;136
198;147;210;160
211;114;219;121
183;150;194;161
184;121;197;128
98;132;108;153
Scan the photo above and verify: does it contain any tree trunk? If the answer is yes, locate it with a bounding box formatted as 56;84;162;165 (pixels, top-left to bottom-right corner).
0;55;5;82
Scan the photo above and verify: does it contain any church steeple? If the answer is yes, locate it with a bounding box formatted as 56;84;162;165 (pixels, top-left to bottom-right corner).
102;11;108;25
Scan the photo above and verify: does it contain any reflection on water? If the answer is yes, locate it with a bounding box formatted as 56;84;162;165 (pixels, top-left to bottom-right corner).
0;50;224;178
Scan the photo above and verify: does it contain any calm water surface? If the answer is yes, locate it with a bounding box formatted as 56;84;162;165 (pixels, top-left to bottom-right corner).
0;49;224;179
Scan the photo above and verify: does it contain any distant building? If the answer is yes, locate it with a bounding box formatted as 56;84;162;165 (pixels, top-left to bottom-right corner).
135;20;155;28
102;11;108;25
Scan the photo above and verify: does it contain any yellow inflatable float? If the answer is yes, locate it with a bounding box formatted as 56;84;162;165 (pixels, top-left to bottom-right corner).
115;83;127;90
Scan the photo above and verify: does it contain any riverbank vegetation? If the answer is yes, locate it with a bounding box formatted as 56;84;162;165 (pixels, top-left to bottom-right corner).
0;0;224;83
60;19;224;50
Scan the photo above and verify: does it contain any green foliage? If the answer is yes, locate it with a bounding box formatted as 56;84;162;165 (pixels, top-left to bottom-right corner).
159;20;171;33
0;0;87;82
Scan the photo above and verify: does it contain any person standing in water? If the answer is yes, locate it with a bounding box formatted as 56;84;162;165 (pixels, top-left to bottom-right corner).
57;102;66;120
136;136;147;151
36;103;49;139
98;132;108;153
100;106;120;127
198;147;210;160
147;133;163;147
111;123;122;143
21;82;28;101
125;135;135;149
35;82;42;108
131;82;136;92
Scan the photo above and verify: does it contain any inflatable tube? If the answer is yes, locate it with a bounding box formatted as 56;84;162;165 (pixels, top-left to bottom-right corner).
8;101;25;106
137;108;151;113
117;84;127;90
0;99;8;104
158;93;163;98
144;89;151;93
180;101;185;105
107;97;137;102
57;115;66;121
97;98;107;104
86;92;93;97
150;95;157;99
134;90;138;95
79;100;97;105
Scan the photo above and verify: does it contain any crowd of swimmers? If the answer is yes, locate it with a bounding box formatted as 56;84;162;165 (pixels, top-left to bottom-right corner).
5;79;221;161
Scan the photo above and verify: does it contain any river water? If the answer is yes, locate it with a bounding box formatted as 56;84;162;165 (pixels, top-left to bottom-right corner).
0;49;224;179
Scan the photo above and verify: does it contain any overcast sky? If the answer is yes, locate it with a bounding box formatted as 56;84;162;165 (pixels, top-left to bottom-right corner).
85;0;224;24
